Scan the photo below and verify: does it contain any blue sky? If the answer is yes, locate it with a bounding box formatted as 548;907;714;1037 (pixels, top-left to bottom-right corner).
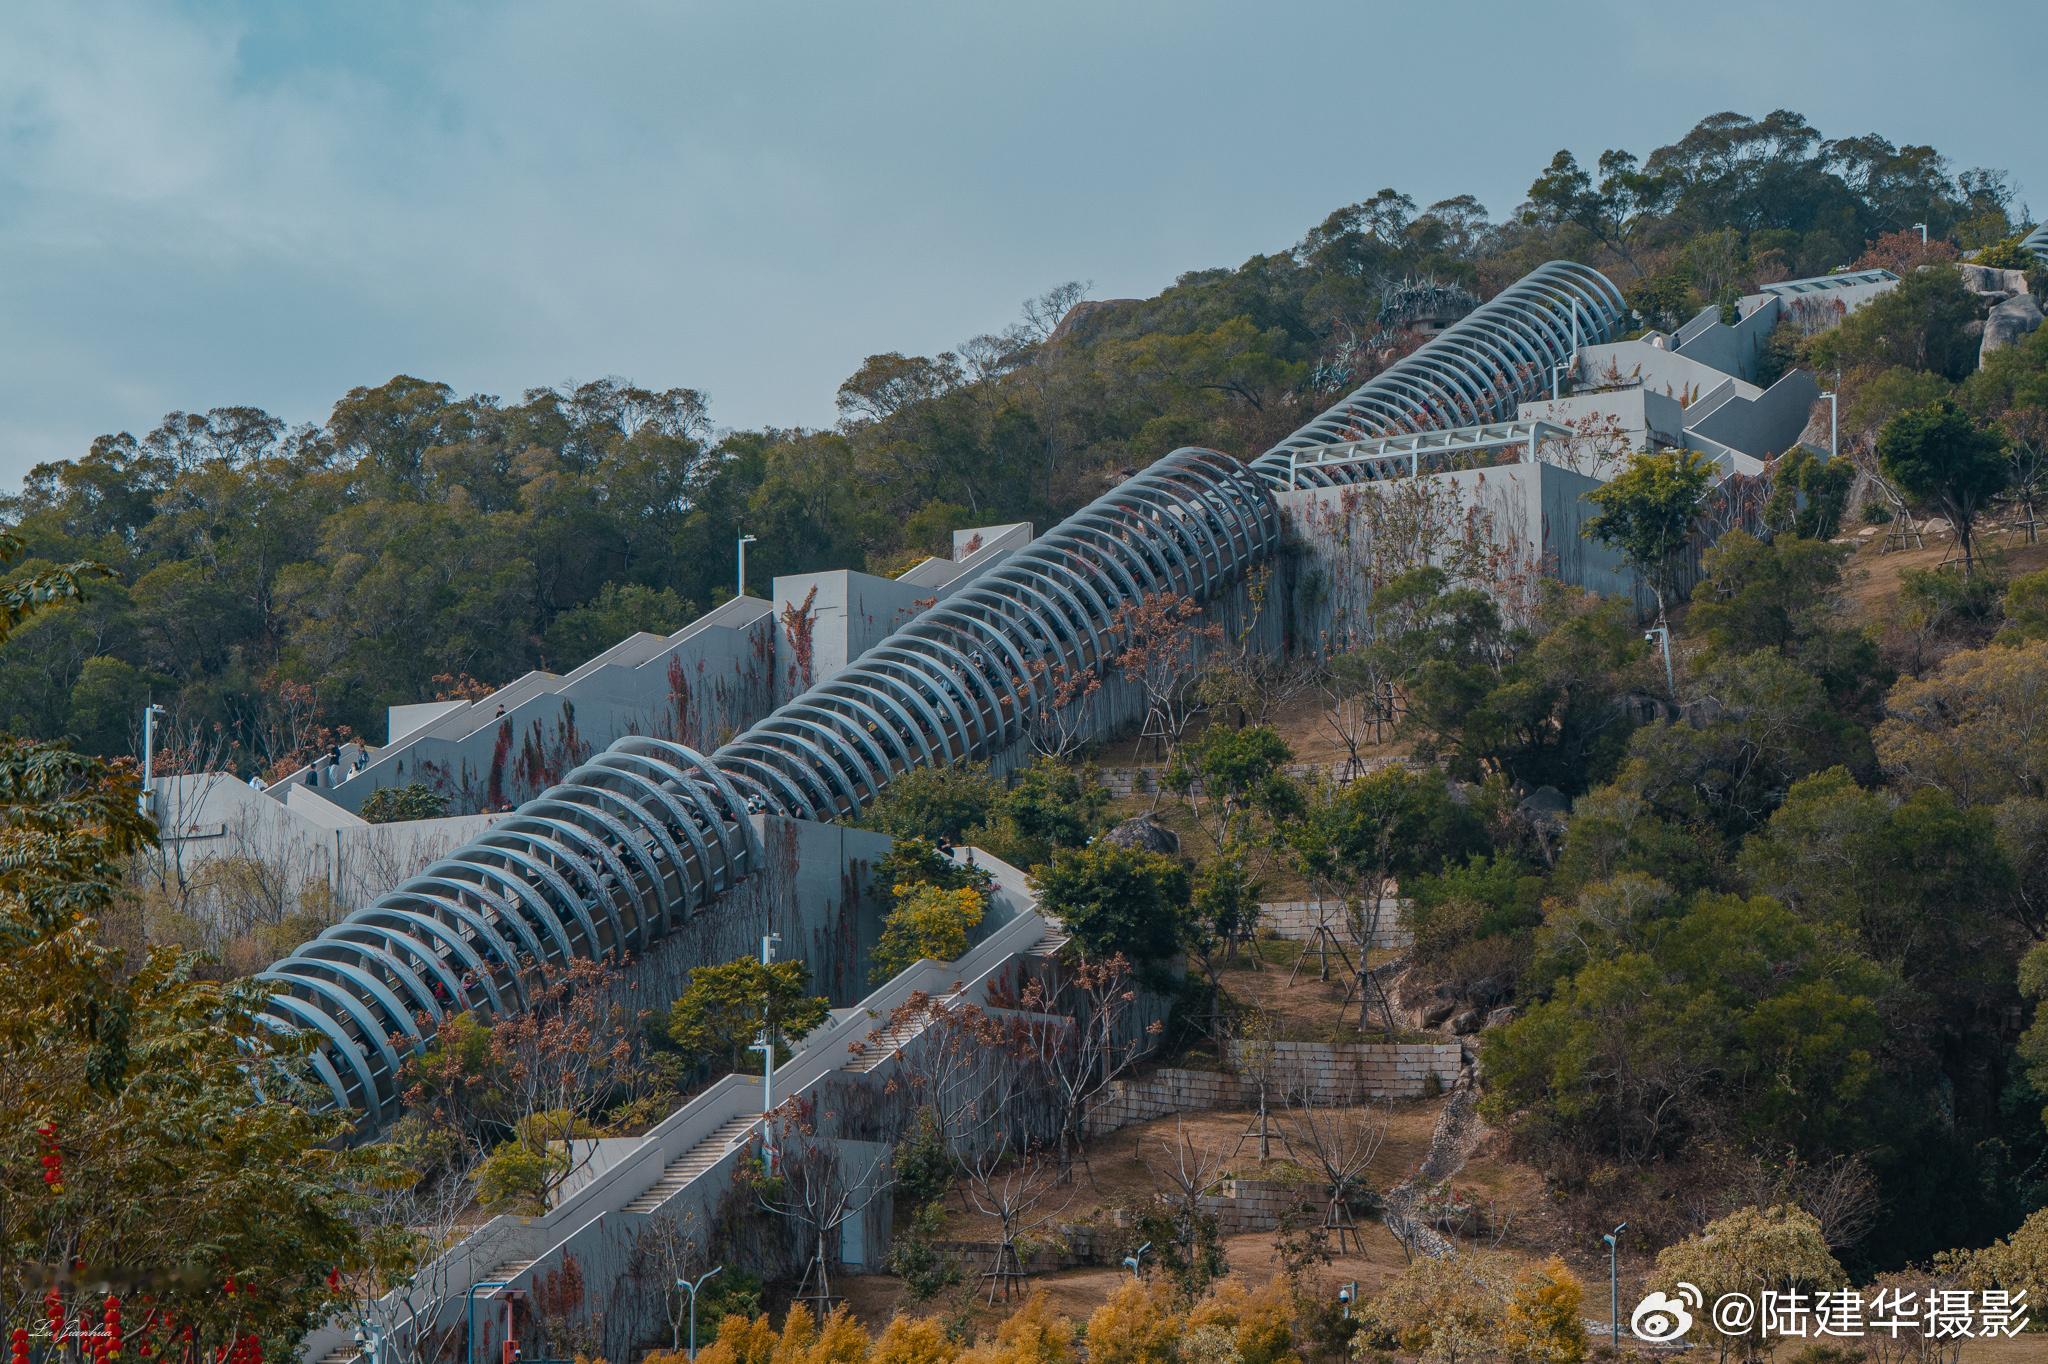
1;0;2040;491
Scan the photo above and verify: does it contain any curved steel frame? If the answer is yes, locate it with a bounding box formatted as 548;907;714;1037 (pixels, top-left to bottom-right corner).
2025;224;2048;267
257;261;1625;1133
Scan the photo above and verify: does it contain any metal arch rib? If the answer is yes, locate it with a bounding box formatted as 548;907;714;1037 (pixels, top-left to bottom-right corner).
253;259;1625;1138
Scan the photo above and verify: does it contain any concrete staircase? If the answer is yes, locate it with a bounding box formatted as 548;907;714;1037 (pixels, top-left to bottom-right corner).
623;1115;759;1213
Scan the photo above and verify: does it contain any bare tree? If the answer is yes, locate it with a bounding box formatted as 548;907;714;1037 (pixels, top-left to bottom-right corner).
1226;1007;1295;1165
750;1105;892;1316
1018;953;1156;1173
1284;1088;1389;1255
1144;1119;1232;1293
1111;591;1224;765
342;1146;499;1364
960;1135;1074;1303
634;1210;709;1352
1024;659;1103;761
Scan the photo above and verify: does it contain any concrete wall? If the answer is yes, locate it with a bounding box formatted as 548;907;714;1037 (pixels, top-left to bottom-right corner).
1685;368;1820;464
1276;459;1634;655
1259;899;1412;951
771;570;933;701
1086;1043;1464;1133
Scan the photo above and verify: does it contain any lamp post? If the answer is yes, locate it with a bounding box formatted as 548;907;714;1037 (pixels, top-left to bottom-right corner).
1120;1242;1150;1280
1603;1222;1628;1353
464;1281;512;1364
1338;1282;1358;1319
736;534;758;599
674;1266;723;1358
138;703;167;818
752;932;783;1165
1819;390;1838;460
1913;222;1928;245
1551;360;1572;401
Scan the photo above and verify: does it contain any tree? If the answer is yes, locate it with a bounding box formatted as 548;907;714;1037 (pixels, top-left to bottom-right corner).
1030;844;1192;967
870;882;986;981
359;782;450;824
1652;1205;1845;1363
1582;449;1716;623
860;763;1002;842
1281;1088;1388;1254
1501;1259;1588;1364
1874;640;2048;804
669;955;830;1077
1878;401;2010;574
1083;1282;1180;1364
1356;1251;1517;1364
1;733;360;1356
1164;723;1292;850
1110;591;1223;762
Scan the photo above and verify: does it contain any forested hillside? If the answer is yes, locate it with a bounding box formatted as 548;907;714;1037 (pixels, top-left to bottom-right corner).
3;109;2036;770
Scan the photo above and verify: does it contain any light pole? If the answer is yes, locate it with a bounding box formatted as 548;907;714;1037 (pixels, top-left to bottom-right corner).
752;932;783;1164
1913;222;1928;245
736;534;758;599
138;702;168;818
1120;1242;1150;1280
1819;389;1838;460
1603;1222;1628;1353
464;1281;512;1364
674;1266;723;1358
1551;360;1573;401
1338;1282;1358;1319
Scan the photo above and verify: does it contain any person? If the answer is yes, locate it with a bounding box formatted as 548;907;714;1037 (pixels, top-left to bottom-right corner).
247;772;267;791
495;704;506;718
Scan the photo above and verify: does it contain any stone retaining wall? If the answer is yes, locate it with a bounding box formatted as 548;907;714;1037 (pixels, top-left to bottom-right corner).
1086;1040;1462;1134
1259;899;1412;951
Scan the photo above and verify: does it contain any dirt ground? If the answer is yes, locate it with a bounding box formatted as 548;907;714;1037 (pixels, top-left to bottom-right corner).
1834;516;2048;621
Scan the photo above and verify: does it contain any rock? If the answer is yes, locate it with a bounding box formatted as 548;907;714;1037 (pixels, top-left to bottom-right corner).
1982;292;2045;363
1423;999;1457;1029
1483;1005;1518;1030
1449;1008;1482;1035
1960;264;2029;299
1099;814;1179;855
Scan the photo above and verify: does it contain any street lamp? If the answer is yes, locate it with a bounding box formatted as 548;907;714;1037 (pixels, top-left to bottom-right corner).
1913;222;1928;245
751;933;783;1164
674;1266;724;1358
1603;1223;1628;1353
1121;1242;1150;1280
736;534;758;599
138;702;168;818
1819;390;1838;461
1551;360;1573;401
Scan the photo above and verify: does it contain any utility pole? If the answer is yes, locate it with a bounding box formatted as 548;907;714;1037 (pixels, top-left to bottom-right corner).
138;702;167;819
1819;389;1838;460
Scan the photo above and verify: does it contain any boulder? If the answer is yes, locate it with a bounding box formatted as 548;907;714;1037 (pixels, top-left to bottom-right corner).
1960;264;2029;299
1449;1008;1482;1036
1422;998;1457;1029
1099;814;1180;856
1982;292;2045;363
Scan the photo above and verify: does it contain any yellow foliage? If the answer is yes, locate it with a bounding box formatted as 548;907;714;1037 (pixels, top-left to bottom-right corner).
873;883;987;979
963;1291;1075;1364
1187;1278;1298;1364
808;1307;873;1364
1946;1205;2048;1301
1501;1258;1587;1364
701;1313;778;1364
772;1304;819;1364
1084;1281;1180;1364
870;1315;959;1364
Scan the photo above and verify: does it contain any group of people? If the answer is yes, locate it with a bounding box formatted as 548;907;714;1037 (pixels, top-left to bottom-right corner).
303;744;369;789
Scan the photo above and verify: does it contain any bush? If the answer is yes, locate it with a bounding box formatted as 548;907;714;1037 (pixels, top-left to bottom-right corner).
360;781;449;823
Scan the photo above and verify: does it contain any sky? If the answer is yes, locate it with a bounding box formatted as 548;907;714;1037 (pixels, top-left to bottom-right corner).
1;0;2041;492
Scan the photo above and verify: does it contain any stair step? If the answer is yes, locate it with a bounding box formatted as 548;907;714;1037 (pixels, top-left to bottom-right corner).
622;1119;758;1213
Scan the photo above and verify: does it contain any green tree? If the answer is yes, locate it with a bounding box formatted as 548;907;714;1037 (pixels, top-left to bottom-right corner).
668;956;830;1076
1877;400;2009;574
1582;448;1716;624
542;581;695;668
1031;843;1192;968
1652;1206;1845;1362
860;762;1002;842
359;782;451;824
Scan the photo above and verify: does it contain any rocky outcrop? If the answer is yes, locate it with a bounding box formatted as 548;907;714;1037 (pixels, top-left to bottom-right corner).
1099;814;1180;855
1983;291;2044;363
